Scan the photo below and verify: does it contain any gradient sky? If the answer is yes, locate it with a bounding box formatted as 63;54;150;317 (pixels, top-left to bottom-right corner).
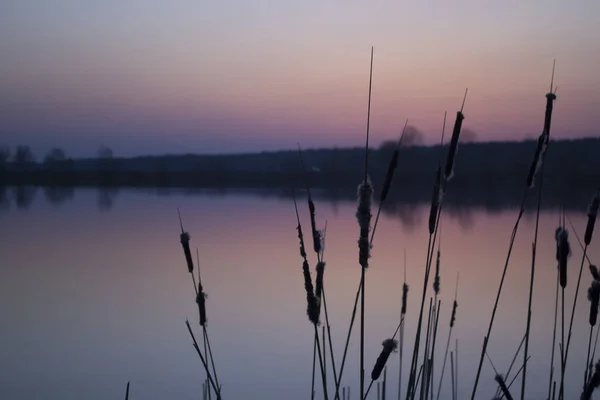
1;1;599;157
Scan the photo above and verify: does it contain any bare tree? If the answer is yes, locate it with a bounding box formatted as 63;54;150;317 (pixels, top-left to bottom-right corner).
13;145;35;169
44;148;67;164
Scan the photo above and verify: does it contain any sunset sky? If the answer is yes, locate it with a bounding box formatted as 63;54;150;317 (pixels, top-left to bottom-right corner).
1;0;599;157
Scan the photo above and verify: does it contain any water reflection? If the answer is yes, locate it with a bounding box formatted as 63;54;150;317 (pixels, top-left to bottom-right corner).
97;187;119;211
43;186;75;207
12;186;37;210
0;189;598;399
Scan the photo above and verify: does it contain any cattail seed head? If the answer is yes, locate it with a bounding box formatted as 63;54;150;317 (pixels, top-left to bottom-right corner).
180;232;194;274
433;250;441;295
315;261;325;300
380;149;399;203
401;283;409;315
555;227;571;289
495;374;514;400
429;167;443;235
444;111;464;181
591;265;600;281
297;223;307;260
526;132;549;188
371;339;398;381
450;300;458;328
356;177;373;269
589;281;600;327
302;260;320;325
582;360;600;400
308;198;322;255
585;193;600;246
196;290;207;326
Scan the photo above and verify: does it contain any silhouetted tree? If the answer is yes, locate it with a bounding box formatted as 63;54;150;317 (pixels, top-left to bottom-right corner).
13;145;35;170
0;145;10;169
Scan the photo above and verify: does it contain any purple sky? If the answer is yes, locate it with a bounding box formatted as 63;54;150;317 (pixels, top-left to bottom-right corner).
1;0;599;157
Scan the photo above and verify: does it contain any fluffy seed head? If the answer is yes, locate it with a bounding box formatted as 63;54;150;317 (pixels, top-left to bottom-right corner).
356;177;373;269
371;339;398;381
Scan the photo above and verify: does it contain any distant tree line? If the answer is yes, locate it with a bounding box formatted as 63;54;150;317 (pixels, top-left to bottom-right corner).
1;138;599;192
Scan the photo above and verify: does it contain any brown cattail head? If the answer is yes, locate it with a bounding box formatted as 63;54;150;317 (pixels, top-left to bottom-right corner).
380;149;399;203
315;261;326;301
308;197;322;255
371;339;398;381
450;300;458;328
555;227;571;288
180;232;194;274
495;374;514;400
297;222;307;260
589;281;600;327
433;250;441;295
591;265;600;281
543;91;557;136
401;283;409;315
196;290;207;326
429;166;443;235
526;131;549;188
585;193;600;246
583;360;600;400
302;260;320;325
356;177;374;269
444;111;464;181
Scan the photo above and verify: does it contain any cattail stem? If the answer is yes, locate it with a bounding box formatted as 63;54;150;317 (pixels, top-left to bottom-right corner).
427;300;441;400
496;375;514;400
203;326;211;400
312;335;317;400
450;352;455;400
548;267;559;400
559;243;588;399
419;299;434;400
314;325;329;400
521;144;546;400
203;326;220;392
322;287;339;392
586;326;594;390
185;320;221;398
470;189;529;399
124;381;130;400
498;356;531;400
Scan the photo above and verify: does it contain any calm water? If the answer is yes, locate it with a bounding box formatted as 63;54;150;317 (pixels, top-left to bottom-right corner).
1;188;599;400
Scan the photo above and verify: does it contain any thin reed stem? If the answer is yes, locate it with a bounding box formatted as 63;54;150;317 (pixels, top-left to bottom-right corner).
521;163;545;399
185;320;221;398
548;268;559;400
314;324;329;400
427;300;441;400
203;326;220;391
450;352;455;400
322;286;339;392
312;335;317;400
586;326;594;390
419;299;434;400
559;243;589;399
470;189;529;399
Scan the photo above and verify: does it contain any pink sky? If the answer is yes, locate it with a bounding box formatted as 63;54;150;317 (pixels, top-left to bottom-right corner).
1;0;599;156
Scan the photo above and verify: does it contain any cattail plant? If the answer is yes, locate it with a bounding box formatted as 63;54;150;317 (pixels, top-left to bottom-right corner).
405;111;451;400
495;375;514;400
363;339;398;399
586;282;600;388
585;192;600;246
177;209;194;274
357;46;375;400
436;274;459;400
399;252;409;400
471;64;558;399
333;109;409;400
582;360;600;400
560;192;600;399
124;381;130;400
444;90;467;181
292;190;328;399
